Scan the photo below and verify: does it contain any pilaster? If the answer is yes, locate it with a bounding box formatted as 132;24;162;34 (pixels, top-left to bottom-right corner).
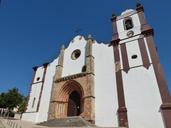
111;40;128;127
26;66;38;111
54;45;65;80
36;63;49;112
111;13;129;127
81;35;95;122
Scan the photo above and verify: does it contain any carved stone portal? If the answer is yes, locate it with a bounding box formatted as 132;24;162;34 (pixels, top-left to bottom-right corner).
48;74;95;123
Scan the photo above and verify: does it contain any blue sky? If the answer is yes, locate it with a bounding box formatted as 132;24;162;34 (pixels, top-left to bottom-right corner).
0;0;170;96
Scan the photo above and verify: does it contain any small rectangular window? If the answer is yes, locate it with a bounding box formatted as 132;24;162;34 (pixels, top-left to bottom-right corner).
32;97;36;108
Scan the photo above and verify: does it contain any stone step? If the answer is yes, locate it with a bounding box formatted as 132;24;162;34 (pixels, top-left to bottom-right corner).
37;116;95;127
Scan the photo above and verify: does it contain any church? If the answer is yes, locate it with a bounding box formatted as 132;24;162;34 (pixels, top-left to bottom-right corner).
22;3;171;128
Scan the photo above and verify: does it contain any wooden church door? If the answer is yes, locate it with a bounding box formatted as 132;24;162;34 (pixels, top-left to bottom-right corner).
67;91;81;116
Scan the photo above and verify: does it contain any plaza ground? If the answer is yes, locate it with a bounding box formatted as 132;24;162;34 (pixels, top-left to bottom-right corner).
0;117;123;128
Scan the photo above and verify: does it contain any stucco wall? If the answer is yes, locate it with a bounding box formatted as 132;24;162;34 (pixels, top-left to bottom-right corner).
22;112;38;122
33;67;44;83
27;83;42;112
22;57;58;122
93;42;118;127
122;66;164;128
62;36;86;76
36;58;58;122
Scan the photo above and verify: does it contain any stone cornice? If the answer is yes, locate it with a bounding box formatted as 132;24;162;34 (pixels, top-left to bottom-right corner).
141;25;154;36
55;72;89;83
161;103;171;110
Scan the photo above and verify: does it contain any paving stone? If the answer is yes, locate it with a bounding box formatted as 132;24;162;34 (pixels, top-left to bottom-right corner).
37;116;95;127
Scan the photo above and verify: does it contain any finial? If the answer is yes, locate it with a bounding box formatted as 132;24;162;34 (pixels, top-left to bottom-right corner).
88;34;92;39
136;2;144;12
87;34;94;41
87;34;94;43
136;2;142;8
112;13;116;17
61;44;65;50
111;13;117;22
33;66;38;71
43;62;49;67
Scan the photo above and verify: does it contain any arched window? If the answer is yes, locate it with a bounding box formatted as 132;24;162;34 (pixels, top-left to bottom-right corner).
124;18;133;30
82;65;86;72
32;97;36;108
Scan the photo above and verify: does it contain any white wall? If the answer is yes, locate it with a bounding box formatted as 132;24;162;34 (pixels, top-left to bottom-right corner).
22;67;45;122
22;57;58;123
33;67;44;83
125;40;143;68
62;36;87;77
22;112;38;122
36;58;58;122
26;67;45;113
122;66;165;128
26;83;42;112
93;42;118;127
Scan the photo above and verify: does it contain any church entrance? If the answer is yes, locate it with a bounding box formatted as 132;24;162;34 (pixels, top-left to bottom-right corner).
67;91;81;116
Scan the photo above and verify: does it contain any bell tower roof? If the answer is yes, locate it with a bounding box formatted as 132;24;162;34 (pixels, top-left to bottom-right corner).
121;9;135;16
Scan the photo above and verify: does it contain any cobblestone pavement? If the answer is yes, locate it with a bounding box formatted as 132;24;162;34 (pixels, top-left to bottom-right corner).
0;118;124;128
0;119;5;128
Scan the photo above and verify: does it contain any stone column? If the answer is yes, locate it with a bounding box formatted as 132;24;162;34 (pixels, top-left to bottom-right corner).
83;35;95;123
85;35;94;75
54;45;65;81
48;45;65;120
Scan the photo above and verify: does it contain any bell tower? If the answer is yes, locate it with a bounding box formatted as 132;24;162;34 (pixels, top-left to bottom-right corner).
111;3;171;128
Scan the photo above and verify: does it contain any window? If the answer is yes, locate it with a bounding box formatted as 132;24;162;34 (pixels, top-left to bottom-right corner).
32;97;36;108
131;55;138;59
82;65;86;72
71;49;81;60
36;77;40;81
124;18;133;30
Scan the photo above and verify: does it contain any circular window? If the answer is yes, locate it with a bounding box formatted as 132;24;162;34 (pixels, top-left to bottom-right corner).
71;49;81;60
131;55;138;59
36;77;40;81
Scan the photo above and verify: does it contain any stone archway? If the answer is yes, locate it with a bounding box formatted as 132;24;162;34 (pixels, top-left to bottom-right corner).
49;80;84;119
48;75;95;123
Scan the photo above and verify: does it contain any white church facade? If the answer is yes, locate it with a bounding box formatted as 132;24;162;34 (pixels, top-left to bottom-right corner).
22;4;171;128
